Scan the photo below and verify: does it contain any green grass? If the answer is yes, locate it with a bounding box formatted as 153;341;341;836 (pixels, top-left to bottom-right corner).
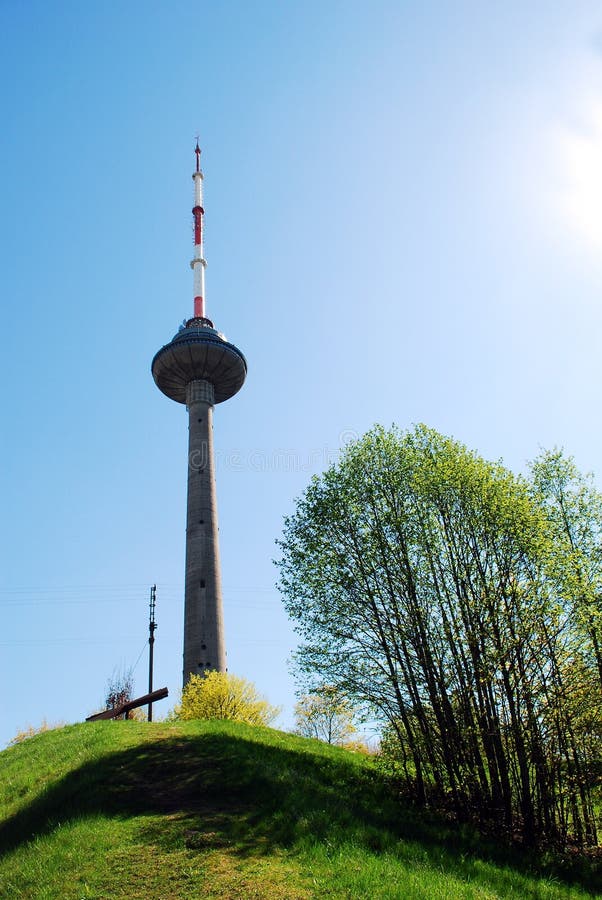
0;720;599;898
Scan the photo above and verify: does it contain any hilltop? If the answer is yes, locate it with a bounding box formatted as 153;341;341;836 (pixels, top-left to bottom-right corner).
0;721;598;898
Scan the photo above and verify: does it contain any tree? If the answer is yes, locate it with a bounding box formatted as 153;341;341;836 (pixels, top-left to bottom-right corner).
105;666;135;718
276;424;600;848
530;448;602;691
176;671;281;726
294;685;356;745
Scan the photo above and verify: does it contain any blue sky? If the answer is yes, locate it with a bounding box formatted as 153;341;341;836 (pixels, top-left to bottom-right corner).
2;1;602;747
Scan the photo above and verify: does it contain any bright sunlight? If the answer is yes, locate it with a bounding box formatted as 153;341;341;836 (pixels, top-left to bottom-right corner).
556;97;602;253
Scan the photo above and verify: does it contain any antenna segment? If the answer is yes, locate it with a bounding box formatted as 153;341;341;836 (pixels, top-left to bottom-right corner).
191;141;207;319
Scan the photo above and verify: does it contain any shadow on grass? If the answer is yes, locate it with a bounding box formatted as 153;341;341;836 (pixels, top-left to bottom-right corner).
0;728;598;895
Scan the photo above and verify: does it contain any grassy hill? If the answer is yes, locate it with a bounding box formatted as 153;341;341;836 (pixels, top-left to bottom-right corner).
0;720;598;899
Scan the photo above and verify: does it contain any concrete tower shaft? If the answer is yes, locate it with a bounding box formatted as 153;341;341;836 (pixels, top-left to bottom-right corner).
184;379;226;675
151;145;247;687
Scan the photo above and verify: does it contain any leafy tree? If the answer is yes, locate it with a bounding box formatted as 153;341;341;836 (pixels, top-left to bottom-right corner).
530;448;602;691
276;424;601;848
294;685;356;745
177;671;281;726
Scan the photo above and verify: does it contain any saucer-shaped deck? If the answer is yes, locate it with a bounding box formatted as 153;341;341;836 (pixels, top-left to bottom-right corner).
152;319;247;404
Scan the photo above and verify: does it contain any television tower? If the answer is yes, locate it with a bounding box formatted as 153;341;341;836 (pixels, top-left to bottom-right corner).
152;144;247;686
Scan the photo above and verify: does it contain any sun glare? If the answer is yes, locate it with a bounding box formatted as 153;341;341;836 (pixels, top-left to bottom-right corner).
556;99;602;252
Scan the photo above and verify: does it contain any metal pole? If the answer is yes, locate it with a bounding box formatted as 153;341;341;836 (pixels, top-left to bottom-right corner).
148;584;157;721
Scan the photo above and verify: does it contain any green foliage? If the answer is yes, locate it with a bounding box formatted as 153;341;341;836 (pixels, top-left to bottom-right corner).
294;685;357;745
0;720;597;898
176;670;281;726
530;448;602;693
276;424;602;849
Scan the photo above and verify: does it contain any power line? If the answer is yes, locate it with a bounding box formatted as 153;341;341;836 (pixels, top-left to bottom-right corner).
130;638;149;673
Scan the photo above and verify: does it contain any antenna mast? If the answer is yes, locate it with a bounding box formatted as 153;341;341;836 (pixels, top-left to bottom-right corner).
191;141;207;319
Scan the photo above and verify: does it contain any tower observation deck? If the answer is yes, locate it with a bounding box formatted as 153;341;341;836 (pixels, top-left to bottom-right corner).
151;144;247;685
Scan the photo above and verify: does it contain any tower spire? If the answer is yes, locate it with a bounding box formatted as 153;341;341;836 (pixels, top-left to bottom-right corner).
191;142;206;319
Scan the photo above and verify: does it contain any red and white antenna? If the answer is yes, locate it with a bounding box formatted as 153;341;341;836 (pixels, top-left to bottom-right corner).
191;140;206;319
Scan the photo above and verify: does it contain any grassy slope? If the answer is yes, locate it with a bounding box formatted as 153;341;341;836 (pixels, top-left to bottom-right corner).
0;721;598;899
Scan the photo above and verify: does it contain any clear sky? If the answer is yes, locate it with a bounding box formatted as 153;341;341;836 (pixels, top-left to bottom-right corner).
2;1;602;748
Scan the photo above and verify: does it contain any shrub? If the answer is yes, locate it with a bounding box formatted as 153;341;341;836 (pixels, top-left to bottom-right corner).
176;671;281;726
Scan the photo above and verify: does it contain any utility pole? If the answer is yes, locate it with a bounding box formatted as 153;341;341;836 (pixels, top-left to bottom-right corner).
148;584;157;722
